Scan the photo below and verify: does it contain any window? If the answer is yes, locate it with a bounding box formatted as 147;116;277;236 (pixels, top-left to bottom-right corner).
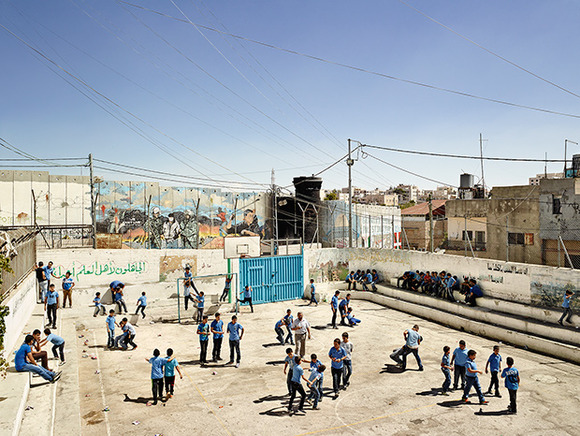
508;232;525;245
475;231;485;243
553;195;562;214
462;230;473;241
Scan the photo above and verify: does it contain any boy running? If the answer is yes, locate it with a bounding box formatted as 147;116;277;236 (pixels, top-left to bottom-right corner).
135;292;147;319
93;292;105;317
462;350;489;405
558;290;575;325
485;345;502;397
307;279;318;306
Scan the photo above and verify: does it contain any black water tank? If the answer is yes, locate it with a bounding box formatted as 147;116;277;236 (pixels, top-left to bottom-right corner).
293;176;323;203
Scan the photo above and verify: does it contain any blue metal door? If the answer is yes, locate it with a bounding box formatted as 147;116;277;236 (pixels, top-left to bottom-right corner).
239;255;304;304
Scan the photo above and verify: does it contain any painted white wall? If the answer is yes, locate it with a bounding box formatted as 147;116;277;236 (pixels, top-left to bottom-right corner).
4;272;37;355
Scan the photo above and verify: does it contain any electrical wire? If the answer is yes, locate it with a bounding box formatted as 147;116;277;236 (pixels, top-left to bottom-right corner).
120;1;580;120
397;0;580;101
362;144;566;162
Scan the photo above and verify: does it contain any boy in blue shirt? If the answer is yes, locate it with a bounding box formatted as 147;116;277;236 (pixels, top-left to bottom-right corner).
283;348;294;395
61;271;75;308
345;271;356;290
283;309;294;345
451;340;468;390
135;292;147;319
307;364;326;410
227;315;244;367
15;335;60;383
346;308;361;326
501;357;520;414
462;350;489;404
339;294;351;326
93;292;105;317
275;318;286;345
307;279;318;306
164;348;183;398
440;346;453;395
238;285;254;313
106;309;118;348
288;355;310;415
183;267;197;310
197;315;210;364
220;275;232;302
558;290;574;325
195;291;205;323
112;282;128;314
44;284;59;329
330;291;340;329
146;349;167;405
43;328;66;365
211;312;224;361
328;338;347;397
485;345;502;397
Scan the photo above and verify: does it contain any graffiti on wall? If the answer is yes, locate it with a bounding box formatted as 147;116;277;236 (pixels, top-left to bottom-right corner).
53;260;147;282
530;281;578;308
309;260;349;283
159;255;197;282
96;182;269;249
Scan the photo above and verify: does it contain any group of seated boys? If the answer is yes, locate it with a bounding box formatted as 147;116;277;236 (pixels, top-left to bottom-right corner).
344;269;380;292
397;270;483;306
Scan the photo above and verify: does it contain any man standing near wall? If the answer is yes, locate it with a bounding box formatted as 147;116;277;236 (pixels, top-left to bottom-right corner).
36;261;47;303
292;312;311;358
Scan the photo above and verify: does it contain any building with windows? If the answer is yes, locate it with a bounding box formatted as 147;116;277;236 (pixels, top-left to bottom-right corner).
529;172;563;186
401;200;447;251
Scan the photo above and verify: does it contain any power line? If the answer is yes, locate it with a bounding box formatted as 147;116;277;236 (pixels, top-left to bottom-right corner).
363;144;566;162
397;0;580;101
121;1;580;120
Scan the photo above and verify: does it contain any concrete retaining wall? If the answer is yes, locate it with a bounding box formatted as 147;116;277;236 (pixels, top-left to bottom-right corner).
4;272;37;355
305;247;580;310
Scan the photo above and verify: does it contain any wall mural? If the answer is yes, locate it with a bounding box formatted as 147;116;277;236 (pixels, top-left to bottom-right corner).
96;181;270;249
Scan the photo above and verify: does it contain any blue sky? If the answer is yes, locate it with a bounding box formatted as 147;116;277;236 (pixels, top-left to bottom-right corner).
1;0;580;193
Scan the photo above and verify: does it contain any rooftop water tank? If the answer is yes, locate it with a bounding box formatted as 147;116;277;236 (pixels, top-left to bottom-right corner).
460;173;475;189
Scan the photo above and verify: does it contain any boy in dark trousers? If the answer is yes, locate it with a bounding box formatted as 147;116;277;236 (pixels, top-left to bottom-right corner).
485;345;502;397
283;348;294;395
197;315;210;364
440;346;453;395
43;328;66;365
164;348;183;399
501;357;520;414
195;291;205;323
146;349;166;405
135;292;147;319
462;350;489;405
558;290;575;325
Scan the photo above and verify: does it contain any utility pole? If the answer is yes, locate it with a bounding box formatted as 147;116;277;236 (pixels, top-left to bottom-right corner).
428;194;434;252
347;139;354;248
271;169;279;245
464;211;468;257
506;216;509;262
89;153;96;249
544;152;548;178
479;133;486;197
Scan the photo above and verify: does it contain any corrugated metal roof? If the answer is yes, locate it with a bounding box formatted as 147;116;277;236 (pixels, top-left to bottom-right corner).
401;200;447;216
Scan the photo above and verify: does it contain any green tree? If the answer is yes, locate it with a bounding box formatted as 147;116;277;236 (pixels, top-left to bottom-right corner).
324;190;339;201
0;254;13;378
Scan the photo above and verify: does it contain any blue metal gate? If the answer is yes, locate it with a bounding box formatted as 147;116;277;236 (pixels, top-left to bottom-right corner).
239;255;304;304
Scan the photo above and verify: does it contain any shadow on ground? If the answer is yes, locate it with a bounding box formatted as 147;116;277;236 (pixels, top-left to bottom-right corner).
474;409;513;416
437;400;465;408
380;364;405;374
416;387;445;396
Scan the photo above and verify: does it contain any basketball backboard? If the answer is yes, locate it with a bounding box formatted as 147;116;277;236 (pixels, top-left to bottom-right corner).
224;236;261;259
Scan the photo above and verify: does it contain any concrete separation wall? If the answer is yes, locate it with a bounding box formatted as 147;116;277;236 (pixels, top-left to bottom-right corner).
4;272;37;355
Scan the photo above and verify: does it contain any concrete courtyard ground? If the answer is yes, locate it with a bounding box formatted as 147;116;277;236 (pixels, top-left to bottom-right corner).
13;282;580;435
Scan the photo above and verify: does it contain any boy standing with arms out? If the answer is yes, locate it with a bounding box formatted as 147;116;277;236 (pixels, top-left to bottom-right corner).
227;315;244;367
146;349;166;405
93;292;105;317
106;309;118;348
211;312;224;361
43;328;66;365
440;346;453;395
283;348;294;395
558;290;575;325
462;350;489;405
485;345;502;397
341;332;353;388
164;348;183;398
451;340;468;390
501;357;520;414
307;279;318;306
197;315;210;364
135;292;147;319
61;271;75;308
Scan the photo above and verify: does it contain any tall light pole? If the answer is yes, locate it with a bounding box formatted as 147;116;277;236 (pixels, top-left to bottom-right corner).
347;139;354;248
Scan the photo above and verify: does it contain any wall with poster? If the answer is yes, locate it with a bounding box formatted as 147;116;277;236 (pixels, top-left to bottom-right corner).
96;180;270;250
